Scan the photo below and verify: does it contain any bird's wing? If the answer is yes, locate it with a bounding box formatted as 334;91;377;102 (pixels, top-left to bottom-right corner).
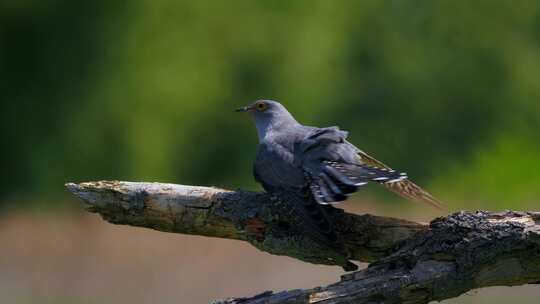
356;148;444;210
298;127;406;204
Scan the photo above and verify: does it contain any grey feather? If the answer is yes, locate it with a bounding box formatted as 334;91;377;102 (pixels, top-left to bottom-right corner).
246;99;413;204
239;99;442;269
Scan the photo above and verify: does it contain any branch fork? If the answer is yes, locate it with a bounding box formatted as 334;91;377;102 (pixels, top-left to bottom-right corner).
66;181;540;304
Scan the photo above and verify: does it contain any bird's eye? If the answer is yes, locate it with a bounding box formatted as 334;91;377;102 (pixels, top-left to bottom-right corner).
256;102;268;112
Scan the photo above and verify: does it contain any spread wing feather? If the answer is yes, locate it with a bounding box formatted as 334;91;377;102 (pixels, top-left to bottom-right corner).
356;147;444;210
298;127;410;205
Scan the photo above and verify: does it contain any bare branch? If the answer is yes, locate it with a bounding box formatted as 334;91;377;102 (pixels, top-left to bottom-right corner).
65;181;424;267
66;181;540;304
215;211;540;304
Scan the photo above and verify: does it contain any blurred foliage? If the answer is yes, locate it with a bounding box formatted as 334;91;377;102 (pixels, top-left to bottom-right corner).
1;0;539;209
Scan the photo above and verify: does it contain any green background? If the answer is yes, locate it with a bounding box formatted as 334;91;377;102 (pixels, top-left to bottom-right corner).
1;1;539;303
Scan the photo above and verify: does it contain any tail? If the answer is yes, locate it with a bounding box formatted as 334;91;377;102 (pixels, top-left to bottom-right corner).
308;161;407;204
354;149;445;209
383;179;445;210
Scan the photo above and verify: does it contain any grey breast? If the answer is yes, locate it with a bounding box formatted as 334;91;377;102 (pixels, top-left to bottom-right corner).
253;129;308;192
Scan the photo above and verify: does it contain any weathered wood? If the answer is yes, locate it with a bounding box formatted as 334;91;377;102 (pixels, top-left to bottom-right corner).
65;181;425;268
214;211;540;304
66;181;540;304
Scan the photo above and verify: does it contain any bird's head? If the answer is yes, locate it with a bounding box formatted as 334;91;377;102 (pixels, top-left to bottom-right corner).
235;99;287;117
236;99;298;140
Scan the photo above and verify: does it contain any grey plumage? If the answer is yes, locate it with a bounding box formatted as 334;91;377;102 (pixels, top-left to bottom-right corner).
238;100;425;206
237;100;443;271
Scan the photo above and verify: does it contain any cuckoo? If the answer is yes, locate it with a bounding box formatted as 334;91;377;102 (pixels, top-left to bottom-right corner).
237;99;442;270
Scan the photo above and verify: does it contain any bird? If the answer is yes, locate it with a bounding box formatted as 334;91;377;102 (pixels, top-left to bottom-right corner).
236;99;443;209
236;99;443;271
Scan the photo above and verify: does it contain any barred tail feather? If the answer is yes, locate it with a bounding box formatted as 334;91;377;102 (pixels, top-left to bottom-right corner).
354;149;445;210
383;179;445;210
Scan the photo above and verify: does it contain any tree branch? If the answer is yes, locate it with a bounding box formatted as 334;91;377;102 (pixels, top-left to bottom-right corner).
214;211;540;304
65;181;424;266
66;181;540;304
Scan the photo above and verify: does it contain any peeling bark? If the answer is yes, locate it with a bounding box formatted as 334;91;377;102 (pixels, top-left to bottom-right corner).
65;181;424;266
66;181;540;304
215;212;540;304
